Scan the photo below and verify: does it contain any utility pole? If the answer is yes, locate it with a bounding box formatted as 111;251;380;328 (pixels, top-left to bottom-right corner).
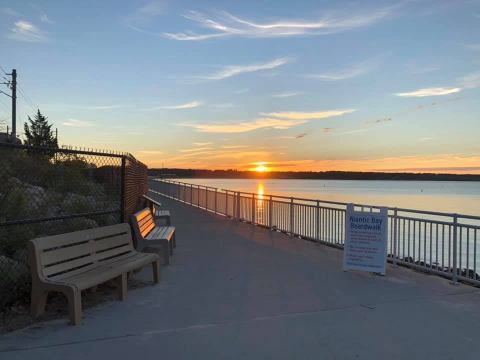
0;68;17;141
11;69;16;140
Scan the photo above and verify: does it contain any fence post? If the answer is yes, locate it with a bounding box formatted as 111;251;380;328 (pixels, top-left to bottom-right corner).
190;184;193;205
214;188;217;214
269;195;273;229
237;192;241;220
316;200;320;241
252;193;256;224
290;197;294;235
225;190;229;217
451;214;459;285
393;208;398;266
120;156;126;223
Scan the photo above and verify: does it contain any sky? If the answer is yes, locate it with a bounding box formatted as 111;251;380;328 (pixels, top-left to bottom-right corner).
1;0;480;173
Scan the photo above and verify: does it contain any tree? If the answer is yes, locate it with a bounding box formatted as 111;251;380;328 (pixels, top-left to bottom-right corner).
24;110;58;148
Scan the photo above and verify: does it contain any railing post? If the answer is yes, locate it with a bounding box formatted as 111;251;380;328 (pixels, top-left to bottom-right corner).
190;184;193;205
225;190;229;217
237;192;241;220
316;200;320;241
269;195;273;229
451;214;459;285
393;208;398;266
290;197;294;235
197;185;200;207
214;188;217;214
252;193;256;224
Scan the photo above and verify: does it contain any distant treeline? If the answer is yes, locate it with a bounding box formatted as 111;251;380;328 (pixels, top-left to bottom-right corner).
148;168;480;181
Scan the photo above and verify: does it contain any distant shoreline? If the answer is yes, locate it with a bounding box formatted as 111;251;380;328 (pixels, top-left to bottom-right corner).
149;168;480;181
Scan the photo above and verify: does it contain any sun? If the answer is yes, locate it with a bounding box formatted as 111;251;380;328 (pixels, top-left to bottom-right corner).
255;165;268;172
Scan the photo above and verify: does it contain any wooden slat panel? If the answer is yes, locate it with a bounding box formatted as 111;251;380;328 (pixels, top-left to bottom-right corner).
95;234;130;252
141;222;155;238
146;226;175;240
44;256;95;277
134;209;151;222
96;244;134;261
33;224;131;251
42;242;92;266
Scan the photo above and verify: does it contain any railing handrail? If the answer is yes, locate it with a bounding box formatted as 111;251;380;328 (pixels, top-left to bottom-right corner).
153;178;480;221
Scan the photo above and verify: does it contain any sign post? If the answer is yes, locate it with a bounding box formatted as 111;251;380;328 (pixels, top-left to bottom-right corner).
343;204;388;275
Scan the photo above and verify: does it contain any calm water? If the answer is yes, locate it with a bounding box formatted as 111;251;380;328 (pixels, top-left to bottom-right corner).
175;178;480;217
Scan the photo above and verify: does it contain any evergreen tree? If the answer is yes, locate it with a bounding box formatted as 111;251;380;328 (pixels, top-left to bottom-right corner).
24;110;58;148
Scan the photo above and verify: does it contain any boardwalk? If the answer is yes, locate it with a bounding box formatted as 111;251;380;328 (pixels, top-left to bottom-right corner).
1;195;480;359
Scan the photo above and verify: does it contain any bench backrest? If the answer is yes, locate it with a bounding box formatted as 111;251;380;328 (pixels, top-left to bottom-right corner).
28;223;135;282
132;208;156;238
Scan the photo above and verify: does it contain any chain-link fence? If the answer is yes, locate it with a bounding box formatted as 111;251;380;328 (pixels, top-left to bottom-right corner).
0;143;148;308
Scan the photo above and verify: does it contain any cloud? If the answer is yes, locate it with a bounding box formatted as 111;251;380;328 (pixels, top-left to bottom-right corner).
138;150;163;155
143;100;203;111
202;57;290;80
193;142;213;146
62;119;93;127
8;20;47;42
307;64;370;81
184;109;354;133
458;71;480;89
221;145;247;149
395;87;461;97
83;104;127;110
272;91;302;98
179;147;213;153
261;109;355;120
124;1;164;31
163;7;395;41
1;7;21;17
183;118;308;133
40;13;53;24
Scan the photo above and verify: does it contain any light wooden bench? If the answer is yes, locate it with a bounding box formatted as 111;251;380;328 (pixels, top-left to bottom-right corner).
131;208;176;265
143;194;171;225
28;223;160;325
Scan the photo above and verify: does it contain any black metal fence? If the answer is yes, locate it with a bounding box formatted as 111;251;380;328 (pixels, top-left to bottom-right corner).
0;143;148;308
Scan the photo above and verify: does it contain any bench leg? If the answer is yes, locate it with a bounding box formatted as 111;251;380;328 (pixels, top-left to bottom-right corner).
66;287;82;326
31;287;48;318
173;232;176;248
167;216;171;226
169;240;173;255
152;260;160;283
164;243;170;265
117;273;127;301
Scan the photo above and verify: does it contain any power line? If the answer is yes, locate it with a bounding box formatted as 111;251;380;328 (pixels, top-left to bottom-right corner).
0;65;7;75
17;86;38;113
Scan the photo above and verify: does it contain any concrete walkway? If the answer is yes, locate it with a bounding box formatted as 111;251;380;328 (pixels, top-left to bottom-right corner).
1;195;480;360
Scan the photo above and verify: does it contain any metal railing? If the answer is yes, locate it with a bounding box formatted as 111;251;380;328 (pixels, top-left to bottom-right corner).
150;179;480;287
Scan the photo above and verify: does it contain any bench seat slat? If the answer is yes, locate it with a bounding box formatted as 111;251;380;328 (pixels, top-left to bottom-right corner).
96;244;134;261
44;255;95;277
146;226;175;240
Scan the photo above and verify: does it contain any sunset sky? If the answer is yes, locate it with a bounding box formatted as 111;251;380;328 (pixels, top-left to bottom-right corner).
1;0;479;173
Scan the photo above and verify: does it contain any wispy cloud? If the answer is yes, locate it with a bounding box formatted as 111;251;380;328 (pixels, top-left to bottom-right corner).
124;1;164;32
83;104;127;110
138;150;164;155
395;87;461;97
1;7;21;17
261;109;355;120
272;91;302;98
184;109;354;133
40;13;53;24
183;118;307;133
163;7;395;41
179;147;213;153
221;145;247;149
8;20;47;42
458;71;480;89
307;63;370;81
143;100;203;111
62;119;92;127
202;57;290;80
193;142;213;146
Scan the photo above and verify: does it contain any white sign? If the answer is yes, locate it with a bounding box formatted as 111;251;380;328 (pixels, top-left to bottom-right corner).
343;204;388;275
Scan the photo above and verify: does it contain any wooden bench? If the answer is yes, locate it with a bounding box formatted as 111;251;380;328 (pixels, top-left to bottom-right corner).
28;223;160;325
143;194;171;225
131;208;176;265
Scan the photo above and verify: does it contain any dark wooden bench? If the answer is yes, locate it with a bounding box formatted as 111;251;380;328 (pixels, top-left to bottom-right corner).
131;208;176;265
28;223;160;325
